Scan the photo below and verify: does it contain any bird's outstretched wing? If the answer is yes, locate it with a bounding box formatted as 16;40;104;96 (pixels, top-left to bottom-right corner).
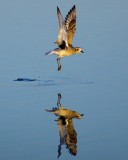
65;119;77;156
55;6;68;49
65;5;76;45
56;117;67;158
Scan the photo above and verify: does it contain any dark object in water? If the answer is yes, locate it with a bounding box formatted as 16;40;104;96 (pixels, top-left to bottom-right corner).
14;78;37;82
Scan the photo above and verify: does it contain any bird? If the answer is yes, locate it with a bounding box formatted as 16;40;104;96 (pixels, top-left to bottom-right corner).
46;106;84;120
45;5;84;71
46;106;83;158
46;93;84;119
45;93;84;158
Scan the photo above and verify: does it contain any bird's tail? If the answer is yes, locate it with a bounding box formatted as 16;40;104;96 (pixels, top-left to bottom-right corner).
45;51;53;56
45;107;58;112
45;109;53;112
45;48;58;56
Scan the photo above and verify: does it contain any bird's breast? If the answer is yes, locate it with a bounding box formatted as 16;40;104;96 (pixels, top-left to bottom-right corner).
58;48;74;58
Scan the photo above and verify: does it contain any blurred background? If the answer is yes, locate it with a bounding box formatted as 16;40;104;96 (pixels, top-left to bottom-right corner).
0;0;128;159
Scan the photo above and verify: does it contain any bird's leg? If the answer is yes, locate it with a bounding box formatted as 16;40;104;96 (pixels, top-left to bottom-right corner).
57;93;62;108
57;57;62;71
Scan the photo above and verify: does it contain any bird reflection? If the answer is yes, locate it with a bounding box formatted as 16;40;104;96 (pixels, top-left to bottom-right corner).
46;93;83;158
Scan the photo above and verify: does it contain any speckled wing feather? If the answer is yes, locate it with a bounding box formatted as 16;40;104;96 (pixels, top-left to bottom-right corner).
65;5;76;45
55;6;68;48
65;119;77;156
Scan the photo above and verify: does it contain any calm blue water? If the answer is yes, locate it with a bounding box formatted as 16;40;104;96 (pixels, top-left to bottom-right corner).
0;0;128;159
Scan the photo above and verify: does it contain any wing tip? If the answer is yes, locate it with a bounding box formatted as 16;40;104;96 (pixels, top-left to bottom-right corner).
72;5;76;12
73;5;76;9
57;6;60;13
66;5;76;20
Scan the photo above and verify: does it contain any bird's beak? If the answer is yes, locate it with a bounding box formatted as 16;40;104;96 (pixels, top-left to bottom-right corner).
81;50;84;53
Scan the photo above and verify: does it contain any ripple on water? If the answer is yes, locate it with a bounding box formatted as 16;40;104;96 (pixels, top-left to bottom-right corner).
13;77;94;86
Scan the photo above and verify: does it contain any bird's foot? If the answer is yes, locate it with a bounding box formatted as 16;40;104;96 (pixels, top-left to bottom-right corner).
56;58;59;62
58;64;62;71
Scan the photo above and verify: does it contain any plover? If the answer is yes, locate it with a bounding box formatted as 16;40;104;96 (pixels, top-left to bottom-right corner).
46;93;84;119
45;5;84;71
46;107;83;119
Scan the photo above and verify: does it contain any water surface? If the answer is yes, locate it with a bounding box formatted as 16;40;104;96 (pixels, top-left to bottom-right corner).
0;0;128;160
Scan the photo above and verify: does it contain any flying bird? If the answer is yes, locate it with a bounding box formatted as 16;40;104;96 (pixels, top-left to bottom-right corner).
45;5;84;71
46;106;84;120
45;93;84;158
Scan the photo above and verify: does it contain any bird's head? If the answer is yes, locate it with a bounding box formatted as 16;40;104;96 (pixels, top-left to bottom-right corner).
75;47;84;54
74;112;84;119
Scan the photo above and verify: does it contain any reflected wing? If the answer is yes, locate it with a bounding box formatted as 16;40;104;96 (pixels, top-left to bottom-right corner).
56;117;67;158
65;5;76;45
55;6;68;48
65;119;77;156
